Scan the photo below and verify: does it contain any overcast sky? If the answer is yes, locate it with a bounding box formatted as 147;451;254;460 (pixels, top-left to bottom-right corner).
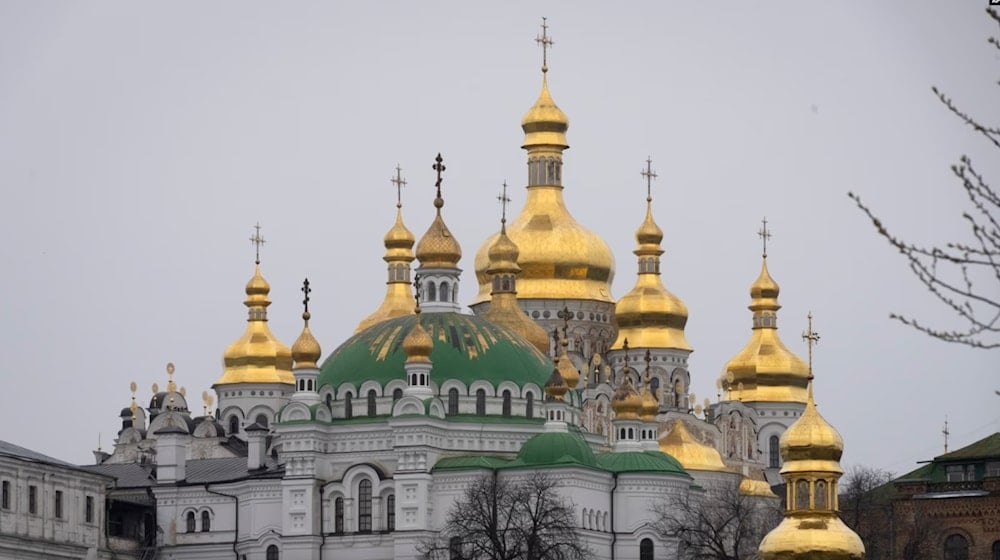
1;2;996;474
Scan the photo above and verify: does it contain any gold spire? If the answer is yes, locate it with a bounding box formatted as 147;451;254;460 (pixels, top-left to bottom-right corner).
612;158;691;351
724;220;808;403
356;166;417;332
482;182;550;354
658;419;728;472
292;278;322;368
639;349;658;421
759;326;864;559
415;154;462;268
402;276;434;363
216;225;294;386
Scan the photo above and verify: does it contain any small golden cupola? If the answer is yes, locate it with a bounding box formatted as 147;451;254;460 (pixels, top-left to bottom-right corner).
401;281;436;398
611;347;642;421
415;154;463;314
292;279;322;369
402;303;434;365
472;19;614;307
215;227;294;387
639;351;659;422
759;318;864;559
658;419;728;472
481;184;551;355
612;159;691;352
356;166;417;333
723;219;809;404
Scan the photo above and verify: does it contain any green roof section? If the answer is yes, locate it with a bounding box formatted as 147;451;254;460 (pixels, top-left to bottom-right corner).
934;432;1000;462
597;450;690;476
513;431;598;468
319;313;553;391
433;455;514;472
895;432;1000;484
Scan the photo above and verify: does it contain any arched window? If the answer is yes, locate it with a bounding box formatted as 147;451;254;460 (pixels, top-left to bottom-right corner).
255;414;268;429
334;497;344;533
448;388;459;415
367;390;377;417
991;540;1000;560
266;545;279;560
769;435;780;469
228;415;239;436
449;536;463;560
795;479;809;510
639;538;654;560
392;388;402;402
201;510;210;532
475;389;486;416
526;392;534;418
650;376;659;398
502;390;512;417
344;392;353;419
440;282;450;303
358;479;372;532
185;511;196;533
427;282;437;302
325;393;333;410
944;534;969;560
815;479;828;509
386;494;395;531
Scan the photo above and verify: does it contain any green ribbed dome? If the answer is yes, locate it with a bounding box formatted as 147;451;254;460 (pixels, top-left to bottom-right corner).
597;450;690;475
515;432;598;468
319;313;552;391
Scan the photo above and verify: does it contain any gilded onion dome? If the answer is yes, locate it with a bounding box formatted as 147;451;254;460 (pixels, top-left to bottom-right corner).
724;256;809;403
611;373;642;419
472;64;614;305
402;308;434;364
356;202;417;332
482;222;550;354
759;380;864;559
658;419;728;472
292;309;321;369
739;478;779;498
556;337;581;389
216;263;294;386
612;194;691;351
544;366;569;401
415;194;461;269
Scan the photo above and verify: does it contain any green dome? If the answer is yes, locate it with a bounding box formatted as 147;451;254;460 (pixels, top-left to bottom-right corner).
515;431;598;468
597;450;690;475
319;312;552;391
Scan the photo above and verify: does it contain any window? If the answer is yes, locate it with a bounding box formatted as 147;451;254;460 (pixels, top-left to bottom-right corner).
815;480;828;509
367;390;377;417
944;534;969;560
85;496;94;523
427;282;437;302
186;511;196;533
448;388;459;415
526;392;534;418
28;485;37;515
386;494;395;531
440;282;450;303
266;545;279;560
358;479;372;532
1;481;8;510
795;480;809;510
476;389;486;416
392;388;402;402
228;415;240;435
946;465;967;482
650;376;659;398
639;538;654;560
345;392;353;419
201;510;211;532
55;490;63;519
502;390;511;417
325;393;333;409
449;536;463;560
769;435;780;469
255;414;268;429
334;497;344;533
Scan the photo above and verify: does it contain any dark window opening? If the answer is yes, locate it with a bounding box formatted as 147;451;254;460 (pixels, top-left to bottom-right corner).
255;414;268;428
85;496;94;523
358;479;372;532
186;511;196;533
448;388;459;415
526;393;534;418
944;534;969;560
55;490;63;519
28;485;36;515
386;494;395;531
266;545;279;560
334;497;344;533
1;481;9;510
367;390;377;416
476;389;486;416
639;538;654;560
228;415;240;435
392;388;402;402
768;435;780;469
201;510;211;532
345;392;353;419
502;390;512;417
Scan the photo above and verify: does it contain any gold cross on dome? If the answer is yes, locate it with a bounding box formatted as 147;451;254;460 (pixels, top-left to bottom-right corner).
801;311;820;378
758;217;771;259
391;164;407;208
497;181;511;227
250;223;266;265
536;17;554;73
641;157;658;201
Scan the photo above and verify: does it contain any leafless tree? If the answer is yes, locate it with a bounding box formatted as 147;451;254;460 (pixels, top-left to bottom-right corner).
421;471;590;560
840;465;894;559
848;8;1000;349
652;480;781;560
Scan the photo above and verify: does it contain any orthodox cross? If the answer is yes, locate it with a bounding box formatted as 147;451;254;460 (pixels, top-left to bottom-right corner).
250;222;266;265
758;217;771;259
641;157;658;201
643;349;652;390
536;17;553;73
391;164;407;208
413;274;423;312
498;181;511;228
557;305;572;345
551;327;561;360
801;312;820;378
301;278;312;316
432;153;446;200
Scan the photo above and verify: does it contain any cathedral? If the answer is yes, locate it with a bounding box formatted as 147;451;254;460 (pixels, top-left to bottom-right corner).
66;22;865;560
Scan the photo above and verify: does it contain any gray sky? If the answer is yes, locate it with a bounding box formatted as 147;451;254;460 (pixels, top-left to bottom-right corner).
1;2;996;474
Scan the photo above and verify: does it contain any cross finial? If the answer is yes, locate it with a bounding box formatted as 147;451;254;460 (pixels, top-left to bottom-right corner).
643;349;652;389
943;416;950;453
412;274;423;313
432;153;446;204
557;304;572;346
391;164;407;209
758;217;771;259
536;17;554;73
498;181;511;230
801;312;820;379
301;278;312;318
250;222;266;265
641;156;658;201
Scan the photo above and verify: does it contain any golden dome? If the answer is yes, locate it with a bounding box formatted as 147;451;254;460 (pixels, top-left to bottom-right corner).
658;419;728;472
481;227;550;355
521;75;569;150
739;477;778;498
416;191;461;269
356;206;417;333
612;197;691;351
639;386;658;422
292;311;322;368
216;265;294;386
611;374;642;419
724;258;809;403
544;367;569;401
402;307;434;364
780;384;844;475
759;517;865;560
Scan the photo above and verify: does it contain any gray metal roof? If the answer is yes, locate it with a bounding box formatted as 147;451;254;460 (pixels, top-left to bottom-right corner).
0;439;76;466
